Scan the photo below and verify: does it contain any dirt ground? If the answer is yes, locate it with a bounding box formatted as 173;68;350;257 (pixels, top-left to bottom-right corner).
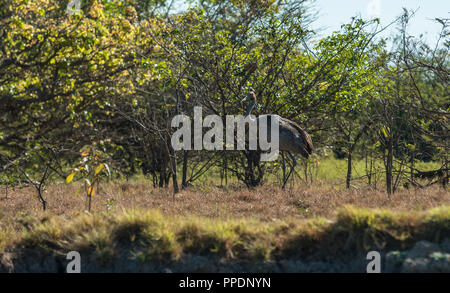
1;180;448;222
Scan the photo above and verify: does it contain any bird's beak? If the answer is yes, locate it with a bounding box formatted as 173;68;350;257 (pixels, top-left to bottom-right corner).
241;96;249;102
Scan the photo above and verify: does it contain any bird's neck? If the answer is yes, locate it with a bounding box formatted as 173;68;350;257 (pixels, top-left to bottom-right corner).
245;100;256;117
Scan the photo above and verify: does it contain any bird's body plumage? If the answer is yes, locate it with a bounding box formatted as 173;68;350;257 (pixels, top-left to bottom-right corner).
278;116;313;158
242;92;313;189
250;114;313;157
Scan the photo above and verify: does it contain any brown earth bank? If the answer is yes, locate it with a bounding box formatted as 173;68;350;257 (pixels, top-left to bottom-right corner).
1;240;450;273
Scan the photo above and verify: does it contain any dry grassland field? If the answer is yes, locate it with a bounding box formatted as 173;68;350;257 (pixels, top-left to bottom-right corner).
1;180;449;221
1;168;449;273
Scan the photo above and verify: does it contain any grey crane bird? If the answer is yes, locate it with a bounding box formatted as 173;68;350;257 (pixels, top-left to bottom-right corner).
241;91;314;189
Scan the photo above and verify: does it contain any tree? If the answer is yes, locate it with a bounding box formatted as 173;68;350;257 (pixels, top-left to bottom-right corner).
0;0;140;207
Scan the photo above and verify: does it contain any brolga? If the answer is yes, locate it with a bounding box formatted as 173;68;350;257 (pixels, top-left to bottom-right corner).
241;91;314;189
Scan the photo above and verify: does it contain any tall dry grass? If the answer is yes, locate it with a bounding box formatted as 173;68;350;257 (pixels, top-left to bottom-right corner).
1;179;448;223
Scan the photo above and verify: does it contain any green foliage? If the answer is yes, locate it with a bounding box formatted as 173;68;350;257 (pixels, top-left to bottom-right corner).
0;0;448;202
66;145;111;211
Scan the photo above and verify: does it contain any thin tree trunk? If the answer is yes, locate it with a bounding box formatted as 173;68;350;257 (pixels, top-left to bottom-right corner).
181;150;188;189
385;138;393;196
346;149;352;189
374;165;377;191
169;145;179;194
304;161;308;184
224;153;228;186
38;189;47;211
88;193;91;212
365;150;373;186
159;167;165;187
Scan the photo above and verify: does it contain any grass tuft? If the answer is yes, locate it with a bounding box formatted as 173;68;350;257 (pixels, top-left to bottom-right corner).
1;204;448;269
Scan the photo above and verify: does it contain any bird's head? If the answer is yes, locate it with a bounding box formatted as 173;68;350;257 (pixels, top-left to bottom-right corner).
241;91;256;103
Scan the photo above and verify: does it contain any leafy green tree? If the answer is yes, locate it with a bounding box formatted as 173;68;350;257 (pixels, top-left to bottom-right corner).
0;0;140;207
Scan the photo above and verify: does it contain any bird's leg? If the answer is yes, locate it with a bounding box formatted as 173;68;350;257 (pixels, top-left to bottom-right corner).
281;152;286;185
282;152;297;190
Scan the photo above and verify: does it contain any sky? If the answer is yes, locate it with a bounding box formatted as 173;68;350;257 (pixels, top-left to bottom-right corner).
310;0;449;44
173;0;448;45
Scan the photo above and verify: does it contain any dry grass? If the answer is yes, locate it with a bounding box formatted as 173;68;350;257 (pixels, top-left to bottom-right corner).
0;179;448;224
1;205;449;268
1;170;448;271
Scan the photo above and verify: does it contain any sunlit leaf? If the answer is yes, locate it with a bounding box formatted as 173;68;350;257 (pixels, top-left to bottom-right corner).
381;127;388;138
66;172;76;183
88;185;95;197
95;163;104;175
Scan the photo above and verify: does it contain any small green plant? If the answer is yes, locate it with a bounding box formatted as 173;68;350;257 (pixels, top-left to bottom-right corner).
102;198;116;211
0;173;17;200
66;145;111;212
296;198;311;215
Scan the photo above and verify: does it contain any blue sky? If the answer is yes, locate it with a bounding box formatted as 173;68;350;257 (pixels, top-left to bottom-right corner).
174;0;448;44
310;0;449;44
